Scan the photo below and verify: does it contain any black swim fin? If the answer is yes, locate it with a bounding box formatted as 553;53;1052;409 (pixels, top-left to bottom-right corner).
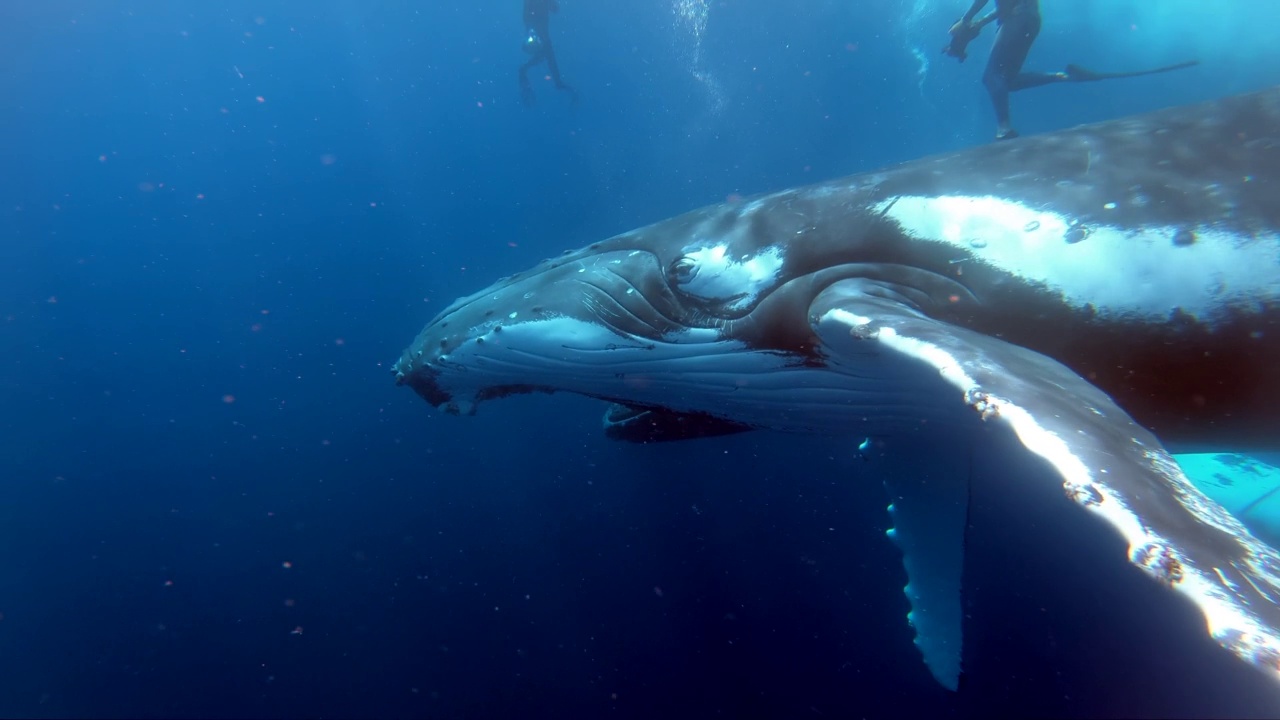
1064;60;1199;82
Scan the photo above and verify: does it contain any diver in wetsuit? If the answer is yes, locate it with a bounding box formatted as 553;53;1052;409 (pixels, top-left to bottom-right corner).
945;0;1198;141
950;0;1070;140
519;0;577;106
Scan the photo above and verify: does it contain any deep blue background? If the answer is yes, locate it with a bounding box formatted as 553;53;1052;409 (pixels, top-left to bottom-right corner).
3;1;1280;717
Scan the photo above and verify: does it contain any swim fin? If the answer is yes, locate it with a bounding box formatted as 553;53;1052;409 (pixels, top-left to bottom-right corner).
1064;60;1199;82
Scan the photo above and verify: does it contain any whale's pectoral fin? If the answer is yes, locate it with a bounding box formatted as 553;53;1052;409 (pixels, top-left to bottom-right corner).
810;280;1280;689
602;403;755;443
878;447;970;691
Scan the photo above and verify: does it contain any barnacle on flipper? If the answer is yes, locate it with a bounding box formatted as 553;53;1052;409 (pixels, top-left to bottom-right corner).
1065;481;1104;507
1134;542;1185;586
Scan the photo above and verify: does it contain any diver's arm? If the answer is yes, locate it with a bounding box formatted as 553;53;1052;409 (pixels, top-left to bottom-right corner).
970;11;999;29
961;0;989;24
953;2;999;35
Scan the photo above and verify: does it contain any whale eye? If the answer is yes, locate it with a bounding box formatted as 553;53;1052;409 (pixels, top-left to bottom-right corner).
669;257;698;284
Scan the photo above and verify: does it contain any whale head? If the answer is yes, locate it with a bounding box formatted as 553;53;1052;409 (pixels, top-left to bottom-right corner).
393;189;967;429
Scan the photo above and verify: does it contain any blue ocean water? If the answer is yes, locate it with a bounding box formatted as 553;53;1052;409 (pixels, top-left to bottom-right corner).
3;1;1279;717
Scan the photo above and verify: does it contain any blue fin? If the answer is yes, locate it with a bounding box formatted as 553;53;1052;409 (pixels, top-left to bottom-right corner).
1175;453;1280;549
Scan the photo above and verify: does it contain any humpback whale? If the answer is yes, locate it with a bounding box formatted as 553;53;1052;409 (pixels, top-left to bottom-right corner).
394;87;1280;693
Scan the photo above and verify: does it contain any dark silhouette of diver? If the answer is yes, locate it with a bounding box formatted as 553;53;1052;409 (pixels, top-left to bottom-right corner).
944;0;1197;140
519;0;577;106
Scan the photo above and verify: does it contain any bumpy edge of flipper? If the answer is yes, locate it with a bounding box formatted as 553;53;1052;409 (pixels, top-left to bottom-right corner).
882;457;969;690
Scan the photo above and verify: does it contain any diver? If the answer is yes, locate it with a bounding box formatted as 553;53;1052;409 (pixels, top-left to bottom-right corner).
944;0;1198;141
519;0;577;106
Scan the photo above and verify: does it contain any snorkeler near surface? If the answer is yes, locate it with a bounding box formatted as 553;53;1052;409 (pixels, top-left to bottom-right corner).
519;0;578;107
945;0;1198;140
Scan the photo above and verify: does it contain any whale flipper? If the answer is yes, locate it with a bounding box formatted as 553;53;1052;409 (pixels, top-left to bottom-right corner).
877;447;970;690
810;279;1280;686
602;403;753;443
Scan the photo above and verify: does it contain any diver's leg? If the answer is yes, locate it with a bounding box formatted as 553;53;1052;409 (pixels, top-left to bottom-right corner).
1003;13;1068;91
983;12;1060;139
1008;70;1068;91
544;48;578;103
518;56;539;106
982;27;1017;138
544;47;565;88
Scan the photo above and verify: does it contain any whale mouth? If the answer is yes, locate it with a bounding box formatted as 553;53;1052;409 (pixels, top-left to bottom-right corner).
398;365;541;414
397;364;452;408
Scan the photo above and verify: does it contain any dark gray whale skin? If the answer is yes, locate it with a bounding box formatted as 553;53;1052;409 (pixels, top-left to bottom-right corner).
401;87;1280;449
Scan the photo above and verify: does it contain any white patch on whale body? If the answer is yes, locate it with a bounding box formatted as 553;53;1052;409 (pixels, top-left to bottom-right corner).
875;195;1280;322
675;243;784;311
